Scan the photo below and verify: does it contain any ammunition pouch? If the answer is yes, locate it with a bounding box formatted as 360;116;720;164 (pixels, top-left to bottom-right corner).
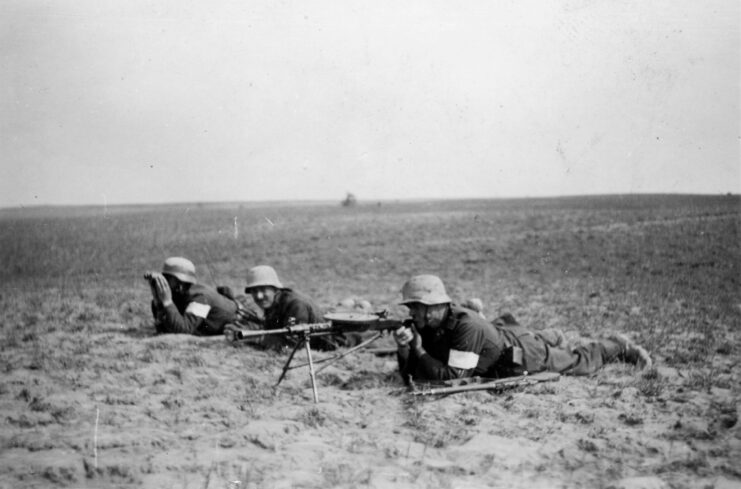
498;324;548;376
502;345;526;376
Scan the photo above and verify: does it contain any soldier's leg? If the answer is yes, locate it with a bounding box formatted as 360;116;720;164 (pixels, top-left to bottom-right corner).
545;341;615;375
605;334;652;369
535;329;567;348
546;335;651;375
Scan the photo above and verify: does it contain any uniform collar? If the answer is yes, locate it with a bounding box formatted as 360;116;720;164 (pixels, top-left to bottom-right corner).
267;288;293;311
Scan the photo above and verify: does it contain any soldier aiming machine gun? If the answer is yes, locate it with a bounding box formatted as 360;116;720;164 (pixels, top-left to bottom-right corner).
228;312;409;403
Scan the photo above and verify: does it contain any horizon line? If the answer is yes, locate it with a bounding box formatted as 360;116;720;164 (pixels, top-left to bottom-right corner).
1;191;737;212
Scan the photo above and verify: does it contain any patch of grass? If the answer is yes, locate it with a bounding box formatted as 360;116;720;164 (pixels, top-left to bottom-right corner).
28;340;51;370
617;413;644;426
83;459;141;484
181;354;206;368
237;377;275;411
197;461;268;489
402;397;427;431
301;407;327;428
635;367;665;398
160;396;184;410
165;367;182;382
684;368;716;393
321;462;372;486
339;370;399;390
42;465;80;485
103;394;137;405
656;452;710;475
137;349;157;363
402;399;472;448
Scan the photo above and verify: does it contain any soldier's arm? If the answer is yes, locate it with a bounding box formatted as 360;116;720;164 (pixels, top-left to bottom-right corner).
151;300;167;326
397;345;420;385
233;295;264;328
284;300;316;326
413;324;484;381
412;349;471;381
217;286;264;329
158;301;210;334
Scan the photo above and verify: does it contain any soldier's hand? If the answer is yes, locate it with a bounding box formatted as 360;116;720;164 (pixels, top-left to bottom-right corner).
153;274;173;306
144;271;160;301
223;323;240;341
224;323;239;332
409;325;423;352
148;281;160;303
393;326;414;347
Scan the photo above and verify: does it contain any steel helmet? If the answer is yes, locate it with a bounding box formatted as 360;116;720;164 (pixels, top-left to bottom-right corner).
162;257;197;284
244;265;284;291
399;275;452;305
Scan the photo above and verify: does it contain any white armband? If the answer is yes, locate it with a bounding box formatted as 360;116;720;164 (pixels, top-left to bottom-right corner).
448;349;479;370
185;302;211;319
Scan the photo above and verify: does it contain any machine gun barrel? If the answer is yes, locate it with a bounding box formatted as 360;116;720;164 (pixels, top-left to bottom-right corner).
230;322;335;341
228;312;407;342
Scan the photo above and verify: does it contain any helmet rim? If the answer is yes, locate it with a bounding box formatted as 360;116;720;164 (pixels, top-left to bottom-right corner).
244;265;284;291
399;274;451;306
161;257;197;284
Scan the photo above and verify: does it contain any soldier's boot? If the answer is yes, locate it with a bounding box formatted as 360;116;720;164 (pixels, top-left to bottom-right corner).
608;334;652;369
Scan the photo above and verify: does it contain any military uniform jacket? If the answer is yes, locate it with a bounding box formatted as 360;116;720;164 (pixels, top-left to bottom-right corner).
263;288;323;329
152;283;239;336
408;306;548;381
260;288;350;350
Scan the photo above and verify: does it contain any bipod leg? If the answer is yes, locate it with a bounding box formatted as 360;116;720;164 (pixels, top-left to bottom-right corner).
275;339;305;387
304;334;319;403
315;331;383;374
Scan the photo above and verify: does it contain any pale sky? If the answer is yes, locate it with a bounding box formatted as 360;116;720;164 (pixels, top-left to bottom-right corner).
1;0;739;207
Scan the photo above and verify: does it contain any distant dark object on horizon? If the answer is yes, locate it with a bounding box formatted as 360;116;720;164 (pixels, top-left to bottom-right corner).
341;192;357;207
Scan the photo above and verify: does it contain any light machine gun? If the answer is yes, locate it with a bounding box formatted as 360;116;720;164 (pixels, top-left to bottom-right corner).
228;312;408;403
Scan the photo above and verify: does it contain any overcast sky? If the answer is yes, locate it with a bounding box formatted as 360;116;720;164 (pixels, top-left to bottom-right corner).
1;0;739;207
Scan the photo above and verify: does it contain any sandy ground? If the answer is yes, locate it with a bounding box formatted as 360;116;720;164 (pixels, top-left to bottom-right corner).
1;196;739;488
0;322;739;489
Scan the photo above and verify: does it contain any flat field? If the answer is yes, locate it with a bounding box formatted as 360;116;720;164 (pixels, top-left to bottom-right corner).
0;195;739;489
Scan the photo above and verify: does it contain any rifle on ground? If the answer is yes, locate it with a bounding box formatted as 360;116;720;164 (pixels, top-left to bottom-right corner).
410;371;560;397
229;312;408;403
